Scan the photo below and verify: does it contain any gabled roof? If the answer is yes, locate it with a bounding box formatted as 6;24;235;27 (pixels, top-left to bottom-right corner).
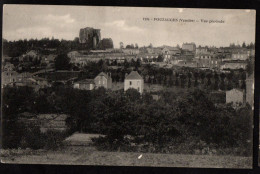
125;71;143;80
96;72;109;79
226;88;244;93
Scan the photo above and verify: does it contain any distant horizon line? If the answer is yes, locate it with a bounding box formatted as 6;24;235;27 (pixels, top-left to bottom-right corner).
3;37;255;49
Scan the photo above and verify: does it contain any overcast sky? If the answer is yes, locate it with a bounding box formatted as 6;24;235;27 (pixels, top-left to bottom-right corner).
3;5;256;48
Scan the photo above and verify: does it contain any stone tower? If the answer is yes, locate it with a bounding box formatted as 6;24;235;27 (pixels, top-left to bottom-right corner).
79;27;101;49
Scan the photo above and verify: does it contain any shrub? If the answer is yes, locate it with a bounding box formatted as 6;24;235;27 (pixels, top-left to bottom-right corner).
20;124;45;150
43;130;68;150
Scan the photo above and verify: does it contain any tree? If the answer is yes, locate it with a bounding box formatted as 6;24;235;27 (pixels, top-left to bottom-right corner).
157;55;164;62
242;42;246;48
220;73;226;90
214;73;219;90
148;43;153;48
200;72;205;85
194;72;199;87
2;86;36;148
175;72;179;86
126;44;134;49
180;74;187;88
241;71;247;90
120;42;124;49
125;88;141;102
206;73;213;87
226;72;234;90
135;58;141;69
168;76;174;87
54;54;71;70
246;59;254;76
187;72;192;88
135;43;139;49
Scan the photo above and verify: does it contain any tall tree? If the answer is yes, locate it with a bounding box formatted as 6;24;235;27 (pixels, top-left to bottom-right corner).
187;72;192;88
175;72;179;86
220;73;226;90
226;72;234;90
200;72;205;85
194;72;199;87
54;54;71;70
214;73;219;90
206;73;213;87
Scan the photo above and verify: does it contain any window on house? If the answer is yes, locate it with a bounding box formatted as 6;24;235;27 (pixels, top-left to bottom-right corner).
130;81;132;85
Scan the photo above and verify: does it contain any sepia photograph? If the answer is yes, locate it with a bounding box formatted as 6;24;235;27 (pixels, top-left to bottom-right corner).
1;5;255;168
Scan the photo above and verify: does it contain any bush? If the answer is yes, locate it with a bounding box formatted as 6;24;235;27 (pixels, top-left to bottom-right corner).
20;124;45;150
43;130;68;150
19;124;68;150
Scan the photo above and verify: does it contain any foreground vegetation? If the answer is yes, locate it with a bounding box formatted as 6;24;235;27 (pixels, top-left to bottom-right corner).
2;86;252;156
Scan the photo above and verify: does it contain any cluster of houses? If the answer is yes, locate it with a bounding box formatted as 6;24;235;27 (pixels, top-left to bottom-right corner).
67;43;255;72
73;70;254;109
73;71;144;94
2;62;50;89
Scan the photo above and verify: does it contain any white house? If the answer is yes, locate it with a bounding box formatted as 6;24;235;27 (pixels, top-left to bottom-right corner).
124;71;144;94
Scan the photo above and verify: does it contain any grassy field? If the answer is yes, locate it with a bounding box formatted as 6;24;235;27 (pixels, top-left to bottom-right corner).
1;133;252;168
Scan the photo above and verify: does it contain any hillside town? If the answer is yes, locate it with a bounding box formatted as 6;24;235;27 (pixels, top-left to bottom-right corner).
2;3;257;168
2;27;255;108
2;26;255;166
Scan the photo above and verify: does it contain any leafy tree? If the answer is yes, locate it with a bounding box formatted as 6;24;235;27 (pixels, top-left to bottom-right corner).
175;72;179;86
157;55;164;62
194;72;199;87
180;74;187;88
2;86;36;148
220;73;226;90
187;72;192;88
125;88;141;102
200;72;205;85
226;72;234;90
242;42;246;48
206;73;213;87
54;54;71;70
214;73;219;90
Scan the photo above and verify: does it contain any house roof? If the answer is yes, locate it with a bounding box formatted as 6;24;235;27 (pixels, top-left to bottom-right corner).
96;72;109;79
76;79;95;84
125;71;143;80
226;88;244;93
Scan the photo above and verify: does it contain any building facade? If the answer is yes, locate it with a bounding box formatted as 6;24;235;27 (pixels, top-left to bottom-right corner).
220;61;247;70
231;52;248;61
182;43;196;52
94;72;112;89
73;79;95;90
124;71;144;94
